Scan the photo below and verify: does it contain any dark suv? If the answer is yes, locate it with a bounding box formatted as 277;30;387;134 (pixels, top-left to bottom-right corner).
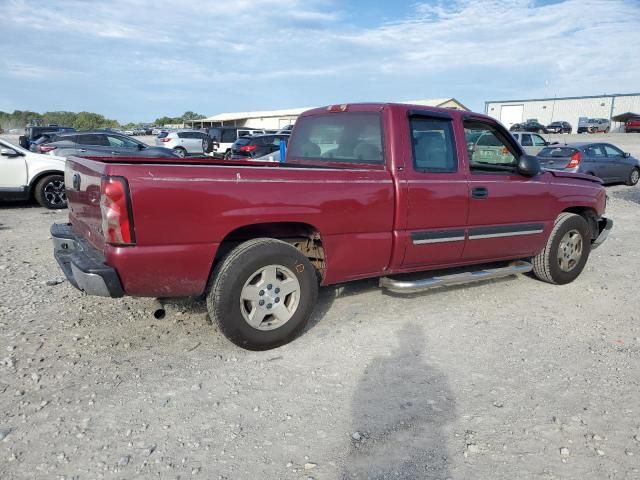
38;131;177;158
19;125;76;151
230;134;289;160
546;121;572;134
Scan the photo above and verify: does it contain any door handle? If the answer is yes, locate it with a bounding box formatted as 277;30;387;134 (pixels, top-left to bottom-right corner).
471;187;489;199
111;151;119;155
78;148;87;152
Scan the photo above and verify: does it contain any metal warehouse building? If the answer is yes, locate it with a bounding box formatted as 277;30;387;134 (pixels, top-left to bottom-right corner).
189;98;469;130
485;93;640;132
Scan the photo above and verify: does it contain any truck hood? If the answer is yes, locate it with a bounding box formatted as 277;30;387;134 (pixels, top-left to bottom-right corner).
546;169;603;184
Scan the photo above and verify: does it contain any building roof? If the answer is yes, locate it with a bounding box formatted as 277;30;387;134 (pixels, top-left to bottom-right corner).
199;107;311;123
485;92;640;105
399;97;470;110
197;98;469;123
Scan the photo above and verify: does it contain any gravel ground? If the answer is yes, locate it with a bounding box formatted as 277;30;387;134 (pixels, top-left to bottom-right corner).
1;165;640;479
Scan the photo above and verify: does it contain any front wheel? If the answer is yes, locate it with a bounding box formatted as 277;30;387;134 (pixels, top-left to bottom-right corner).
206;238;319;350
224;149;232;160
34;174;67;209
532;213;590;285
627;167;640;186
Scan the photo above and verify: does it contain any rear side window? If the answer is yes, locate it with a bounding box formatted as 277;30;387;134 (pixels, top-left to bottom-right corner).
410;116;457;173
288;112;383;164
221;129;236;143
538;147;577;157
76;134;108;146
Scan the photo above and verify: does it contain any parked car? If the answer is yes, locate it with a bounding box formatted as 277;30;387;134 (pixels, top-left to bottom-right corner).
625;117;640;133
151;127;163;135
52;102;612;350
230;134;289;160
203;127;266;158
511;132;551;155
39;131;178;158
546;121;572;134
509;121;547;133
578;118;610;134
18;125;75;150
0;138;67;208
537;142;639;185
155;130;209;157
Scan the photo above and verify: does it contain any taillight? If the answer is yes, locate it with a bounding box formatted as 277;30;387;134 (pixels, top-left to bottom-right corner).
160;138;171;142
39;145;57;153
567;151;581;168
239;144;257;153
100;176;135;246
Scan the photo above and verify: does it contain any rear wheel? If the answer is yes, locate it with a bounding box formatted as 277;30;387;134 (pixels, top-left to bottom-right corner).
34;174;67;209
172;147;186;158
627;167;640;186
532;213;590;285
206;238;319;350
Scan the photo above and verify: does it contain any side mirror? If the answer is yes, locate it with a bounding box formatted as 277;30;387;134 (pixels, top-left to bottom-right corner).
137;143;145;150
624;152;631;158
0;147;20;157
517;154;541;177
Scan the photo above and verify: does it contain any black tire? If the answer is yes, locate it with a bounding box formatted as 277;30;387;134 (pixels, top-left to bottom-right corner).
206;238;319;350
224;149;232;160
627;167;640;186
172;147;187;158
532;213;590;285
34;174;67;209
604;127;610;133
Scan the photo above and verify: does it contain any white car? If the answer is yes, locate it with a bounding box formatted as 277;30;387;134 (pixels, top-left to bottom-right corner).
0;139;67;209
511;132;551;155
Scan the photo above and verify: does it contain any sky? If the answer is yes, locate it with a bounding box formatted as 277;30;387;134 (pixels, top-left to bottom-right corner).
1;0;639;123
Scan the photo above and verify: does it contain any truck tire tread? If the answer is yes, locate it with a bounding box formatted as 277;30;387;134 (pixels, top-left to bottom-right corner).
532;212;590;285
207;238;318;350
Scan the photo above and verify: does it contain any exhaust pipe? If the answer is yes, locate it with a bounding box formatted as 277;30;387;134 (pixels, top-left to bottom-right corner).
152;298;166;320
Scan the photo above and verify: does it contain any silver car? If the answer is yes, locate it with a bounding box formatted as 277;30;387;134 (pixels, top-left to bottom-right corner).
511;132;550;155
156;130;208;157
578;118;611;134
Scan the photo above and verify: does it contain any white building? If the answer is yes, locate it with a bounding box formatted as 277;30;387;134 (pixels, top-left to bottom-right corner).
485;93;640;132
189;98;469;130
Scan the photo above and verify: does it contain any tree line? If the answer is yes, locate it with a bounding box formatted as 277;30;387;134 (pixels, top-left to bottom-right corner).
0;110;207;131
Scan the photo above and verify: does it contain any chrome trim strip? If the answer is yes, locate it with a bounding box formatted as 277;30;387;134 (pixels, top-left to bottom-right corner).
413;236;465;245
469;229;543;240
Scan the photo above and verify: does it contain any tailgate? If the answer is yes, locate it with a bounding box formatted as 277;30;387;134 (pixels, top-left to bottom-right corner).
64;156;109;252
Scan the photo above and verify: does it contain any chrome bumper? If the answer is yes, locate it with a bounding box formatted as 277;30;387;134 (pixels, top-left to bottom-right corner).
51;223;124;297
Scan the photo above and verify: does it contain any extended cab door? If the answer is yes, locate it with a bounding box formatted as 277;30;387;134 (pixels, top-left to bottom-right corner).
462;118;552;261
400;112;469;268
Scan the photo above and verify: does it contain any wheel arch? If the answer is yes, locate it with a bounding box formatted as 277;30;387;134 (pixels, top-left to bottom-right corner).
28;170;65;198
561;206;599;240
206;221;326;293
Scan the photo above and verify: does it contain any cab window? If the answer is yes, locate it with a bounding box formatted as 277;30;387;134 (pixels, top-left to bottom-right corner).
409;116;457;172
531;134;547;146
520;134;532;146
464;120;518;172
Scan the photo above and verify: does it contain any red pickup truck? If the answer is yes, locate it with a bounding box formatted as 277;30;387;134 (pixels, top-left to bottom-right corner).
52;103;612;349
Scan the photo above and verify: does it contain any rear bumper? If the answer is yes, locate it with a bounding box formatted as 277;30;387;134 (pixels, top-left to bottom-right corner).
51;223;124;297
591;217;613;249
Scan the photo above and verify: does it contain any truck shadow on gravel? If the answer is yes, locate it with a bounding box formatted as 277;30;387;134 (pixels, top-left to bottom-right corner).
342;323;456;479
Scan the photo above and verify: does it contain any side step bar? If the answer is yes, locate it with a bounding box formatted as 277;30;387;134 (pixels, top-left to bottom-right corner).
379;260;533;294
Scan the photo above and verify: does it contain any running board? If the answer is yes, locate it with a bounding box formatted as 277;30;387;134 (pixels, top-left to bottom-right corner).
379;261;533;294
